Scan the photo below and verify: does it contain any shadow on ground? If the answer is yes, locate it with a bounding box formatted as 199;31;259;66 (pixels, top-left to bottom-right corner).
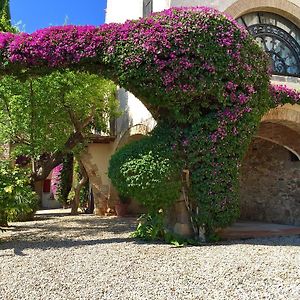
0;212;143;256
0;211;299;256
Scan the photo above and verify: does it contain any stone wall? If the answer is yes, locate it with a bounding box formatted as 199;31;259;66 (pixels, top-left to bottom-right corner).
240;138;300;225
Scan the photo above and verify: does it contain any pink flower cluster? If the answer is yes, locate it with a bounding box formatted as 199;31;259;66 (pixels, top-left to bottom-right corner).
0;23;123;67
51;164;63;196
0;7;249;92
270;84;300;105
0;6;267;127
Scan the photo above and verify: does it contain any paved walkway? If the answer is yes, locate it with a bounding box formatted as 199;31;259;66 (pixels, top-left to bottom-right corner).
219;221;300;240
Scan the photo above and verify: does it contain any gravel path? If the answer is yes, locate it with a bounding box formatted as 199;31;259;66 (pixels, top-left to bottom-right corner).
0;211;299;300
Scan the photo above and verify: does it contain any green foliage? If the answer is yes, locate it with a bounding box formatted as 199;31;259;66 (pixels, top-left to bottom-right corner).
0;0;17;33
109;123;183;213
79;181;89;209
56;154;73;207
185;88;271;236
132;211;203;246
0;161;38;223
0;71;119;160
131;212;165;241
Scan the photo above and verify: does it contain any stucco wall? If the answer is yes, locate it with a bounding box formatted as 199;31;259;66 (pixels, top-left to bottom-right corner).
87;143;114;186
170;0;235;11
240;138;300;225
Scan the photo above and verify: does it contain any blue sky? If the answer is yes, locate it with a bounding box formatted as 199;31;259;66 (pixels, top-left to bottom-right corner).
10;0;107;33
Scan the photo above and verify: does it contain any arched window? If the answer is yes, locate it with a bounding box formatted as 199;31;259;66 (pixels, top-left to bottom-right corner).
143;0;153;17
237;12;300;77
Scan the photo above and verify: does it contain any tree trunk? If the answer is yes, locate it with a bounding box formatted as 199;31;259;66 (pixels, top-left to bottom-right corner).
31;131;84;182
80;151;109;215
0;210;8;227
71;159;88;215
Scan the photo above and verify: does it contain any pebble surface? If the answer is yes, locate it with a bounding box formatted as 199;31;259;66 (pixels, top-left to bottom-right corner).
0;211;299;300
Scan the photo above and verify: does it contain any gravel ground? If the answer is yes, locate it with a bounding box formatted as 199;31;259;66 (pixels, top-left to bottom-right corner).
0;211;299;300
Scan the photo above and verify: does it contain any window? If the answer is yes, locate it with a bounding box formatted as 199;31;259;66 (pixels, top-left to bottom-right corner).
237;12;300;77
143;0;153;17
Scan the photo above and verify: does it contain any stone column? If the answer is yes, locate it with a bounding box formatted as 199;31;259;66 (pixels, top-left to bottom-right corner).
166;189;206;242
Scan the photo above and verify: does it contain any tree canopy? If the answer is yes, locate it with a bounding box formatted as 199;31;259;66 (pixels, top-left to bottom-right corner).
0;71;119;180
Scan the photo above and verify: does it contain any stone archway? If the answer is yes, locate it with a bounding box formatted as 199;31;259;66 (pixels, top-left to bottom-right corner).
114;123;150;151
240;105;300;226
224;0;300;27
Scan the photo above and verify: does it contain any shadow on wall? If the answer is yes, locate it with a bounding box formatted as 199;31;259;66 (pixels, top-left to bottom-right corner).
116;88;134;136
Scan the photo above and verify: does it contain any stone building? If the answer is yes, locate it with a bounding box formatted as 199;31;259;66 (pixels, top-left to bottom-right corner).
85;0;300;225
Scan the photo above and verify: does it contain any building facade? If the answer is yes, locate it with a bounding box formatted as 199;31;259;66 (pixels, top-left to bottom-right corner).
86;0;300;224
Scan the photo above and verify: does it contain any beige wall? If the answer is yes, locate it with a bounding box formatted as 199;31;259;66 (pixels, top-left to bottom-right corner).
170;0;300;14
87;143;114;186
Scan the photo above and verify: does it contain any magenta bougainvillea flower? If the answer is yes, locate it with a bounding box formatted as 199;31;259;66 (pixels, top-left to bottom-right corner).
50;164;63;197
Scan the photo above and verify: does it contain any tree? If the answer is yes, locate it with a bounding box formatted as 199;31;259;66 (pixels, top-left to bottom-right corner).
0;71;119;213
0;0;16;33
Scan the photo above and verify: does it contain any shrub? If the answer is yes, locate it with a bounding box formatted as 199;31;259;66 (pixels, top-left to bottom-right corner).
0;161;38;224
109;124;183;213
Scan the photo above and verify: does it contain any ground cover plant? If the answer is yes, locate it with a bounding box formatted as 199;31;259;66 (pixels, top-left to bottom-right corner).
0;7;299;241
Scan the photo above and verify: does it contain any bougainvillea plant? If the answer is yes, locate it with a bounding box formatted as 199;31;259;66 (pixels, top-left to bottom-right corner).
0;7;299;241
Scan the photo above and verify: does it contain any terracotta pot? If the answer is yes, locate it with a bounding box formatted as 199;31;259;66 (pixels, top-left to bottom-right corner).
115;202;128;217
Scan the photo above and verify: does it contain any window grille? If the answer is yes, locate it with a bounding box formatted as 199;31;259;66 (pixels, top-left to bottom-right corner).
237;12;300;77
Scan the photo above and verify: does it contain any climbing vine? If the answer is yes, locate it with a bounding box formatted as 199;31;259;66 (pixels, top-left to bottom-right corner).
0;7;299;241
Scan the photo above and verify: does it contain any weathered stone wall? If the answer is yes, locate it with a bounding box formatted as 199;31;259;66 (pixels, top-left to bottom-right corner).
240;138;300;225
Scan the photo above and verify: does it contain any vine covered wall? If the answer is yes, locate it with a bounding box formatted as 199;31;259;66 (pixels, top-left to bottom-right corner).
0;7;299;240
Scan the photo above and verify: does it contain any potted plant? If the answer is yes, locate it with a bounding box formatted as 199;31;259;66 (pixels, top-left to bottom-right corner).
115;195;131;217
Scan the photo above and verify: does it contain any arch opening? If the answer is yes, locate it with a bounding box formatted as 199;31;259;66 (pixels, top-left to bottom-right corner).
240;119;300;226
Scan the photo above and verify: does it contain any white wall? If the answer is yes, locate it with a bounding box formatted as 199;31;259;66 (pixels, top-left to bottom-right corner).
153;0;170;12
106;0;143;23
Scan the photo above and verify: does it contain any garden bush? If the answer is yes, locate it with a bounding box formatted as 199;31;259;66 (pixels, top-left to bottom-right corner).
0;161;38;225
109;123;183;214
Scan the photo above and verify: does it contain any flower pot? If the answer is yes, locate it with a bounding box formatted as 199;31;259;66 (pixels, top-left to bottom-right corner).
115;202;128;217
